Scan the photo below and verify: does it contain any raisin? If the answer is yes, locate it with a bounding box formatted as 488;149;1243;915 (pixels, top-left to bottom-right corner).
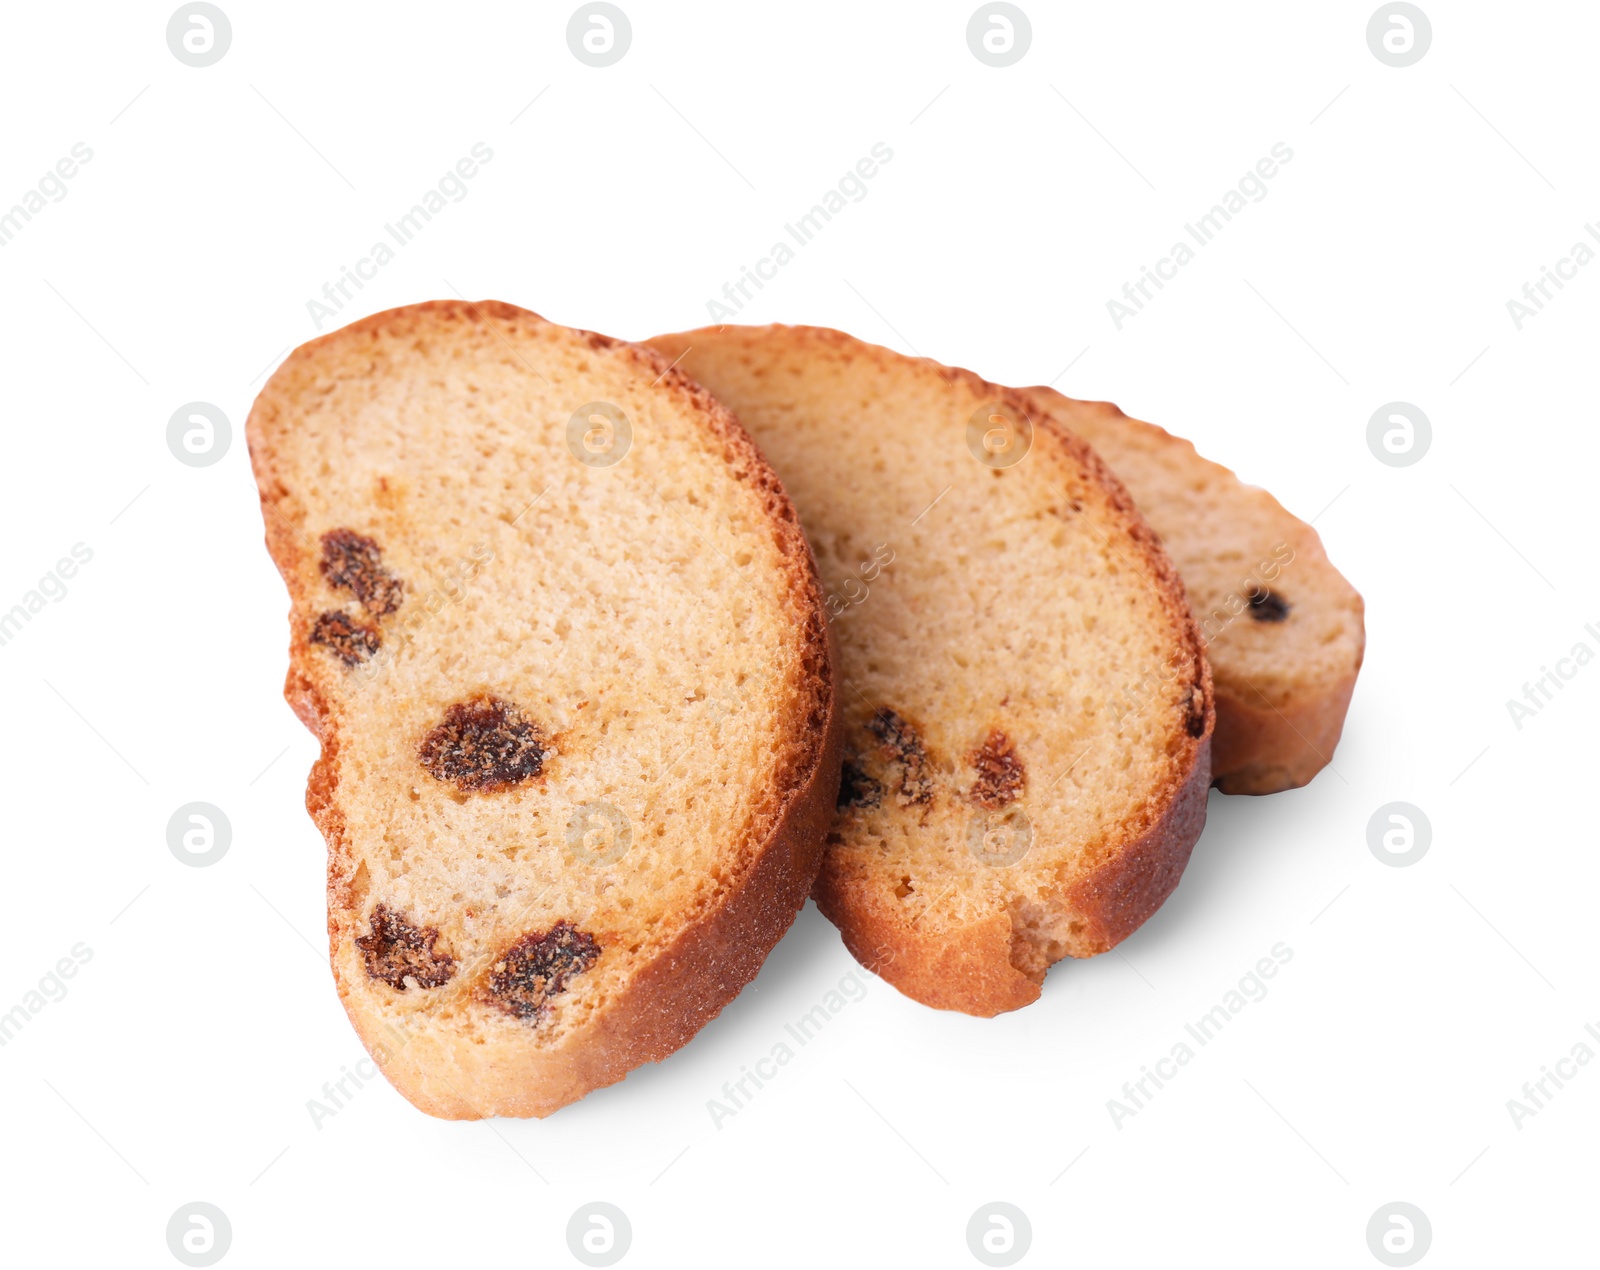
487;922;601;1022
837;756;883;811
968;730;1025;809
320;528;404;617
1248;588;1291;622
356;904;456;990
866;707;933;806
419;697;549;792
1184;686;1208;738
310;610;380;665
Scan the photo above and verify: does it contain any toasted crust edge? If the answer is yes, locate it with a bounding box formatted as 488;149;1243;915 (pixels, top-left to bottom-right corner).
648;324;1215;1017
1211;658;1360;794
814;740;1211;1017
250;300;843;1117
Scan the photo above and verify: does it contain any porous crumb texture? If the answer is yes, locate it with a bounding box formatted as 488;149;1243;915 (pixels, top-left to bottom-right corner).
648;325;1214;1016
1020;389;1365;794
248;301;839;1116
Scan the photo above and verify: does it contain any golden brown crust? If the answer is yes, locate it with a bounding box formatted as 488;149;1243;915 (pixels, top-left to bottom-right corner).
649;324;1215;1018
811;684;1211;1017
1210;655;1360;794
248;300;842;1117
1063;738;1211;947
813;736;1209;1018
814;861;1043;1017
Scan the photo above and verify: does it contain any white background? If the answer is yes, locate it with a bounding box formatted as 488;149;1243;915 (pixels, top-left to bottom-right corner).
1;1;1594;1266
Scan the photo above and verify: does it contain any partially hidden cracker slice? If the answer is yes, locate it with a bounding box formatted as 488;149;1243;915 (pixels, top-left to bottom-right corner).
647;325;1213;1016
248;301;840;1117
1018;388;1364;795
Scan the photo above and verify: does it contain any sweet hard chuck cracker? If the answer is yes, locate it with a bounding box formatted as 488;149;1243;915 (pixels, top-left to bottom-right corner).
1018;388;1364;794
648;325;1214;1016
248;301;841;1117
